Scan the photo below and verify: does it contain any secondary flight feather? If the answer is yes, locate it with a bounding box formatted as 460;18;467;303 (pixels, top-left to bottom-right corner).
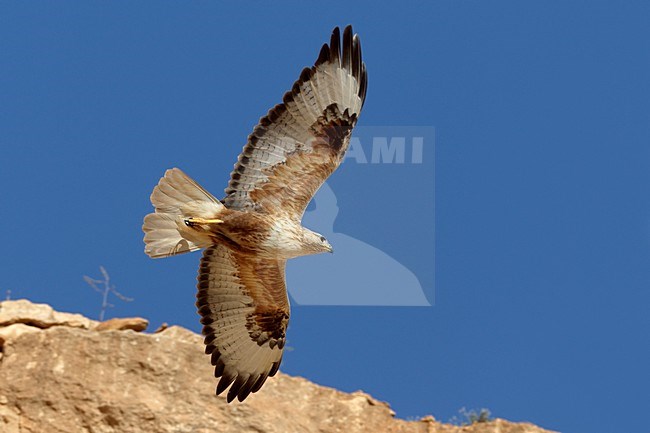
143;25;367;402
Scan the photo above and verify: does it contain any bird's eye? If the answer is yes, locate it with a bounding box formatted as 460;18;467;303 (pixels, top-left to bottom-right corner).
320;235;326;242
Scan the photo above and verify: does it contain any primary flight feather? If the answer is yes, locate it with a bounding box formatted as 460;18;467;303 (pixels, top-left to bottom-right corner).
143;25;367;402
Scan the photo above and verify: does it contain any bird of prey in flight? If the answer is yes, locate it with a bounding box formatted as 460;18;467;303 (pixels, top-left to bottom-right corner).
143;25;367;402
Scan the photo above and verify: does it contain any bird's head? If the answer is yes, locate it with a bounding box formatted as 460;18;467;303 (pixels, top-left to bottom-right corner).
303;229;333;255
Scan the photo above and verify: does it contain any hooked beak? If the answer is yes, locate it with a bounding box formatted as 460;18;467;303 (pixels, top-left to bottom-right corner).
326;242;334;253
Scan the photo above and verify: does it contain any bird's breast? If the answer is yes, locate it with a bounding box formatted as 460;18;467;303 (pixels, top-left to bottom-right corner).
213;210;304;259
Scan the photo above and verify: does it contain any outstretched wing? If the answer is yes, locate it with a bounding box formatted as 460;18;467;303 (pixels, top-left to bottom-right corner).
196;244;289;402
224;25;368;220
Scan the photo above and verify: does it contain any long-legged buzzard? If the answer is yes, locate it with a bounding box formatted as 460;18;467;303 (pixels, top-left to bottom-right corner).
143;26;367;402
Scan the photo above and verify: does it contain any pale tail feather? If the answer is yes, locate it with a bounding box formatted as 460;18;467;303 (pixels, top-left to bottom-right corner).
143;168;224;258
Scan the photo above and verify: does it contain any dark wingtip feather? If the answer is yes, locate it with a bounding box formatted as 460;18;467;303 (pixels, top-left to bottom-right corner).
329;27;341;66
251;371;270;393
226;375;247;402
316;43;330;66
237;375;257;402
299;67;312;83
199;315;214;325
351;34;361;81
342;25;353;72
203;333;216;346
359;62;368;107
216;370;237;396
214;359;225;377
269;355;283;377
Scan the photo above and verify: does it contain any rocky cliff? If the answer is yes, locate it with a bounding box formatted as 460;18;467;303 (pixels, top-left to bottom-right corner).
0;300;555;433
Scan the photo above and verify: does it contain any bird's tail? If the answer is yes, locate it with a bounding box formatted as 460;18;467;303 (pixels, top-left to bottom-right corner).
143;168;225;258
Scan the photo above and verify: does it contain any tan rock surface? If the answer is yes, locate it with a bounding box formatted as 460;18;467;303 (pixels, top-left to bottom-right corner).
0;299;98;330
0;300;557;433
95;317;149;332
0;324;40;346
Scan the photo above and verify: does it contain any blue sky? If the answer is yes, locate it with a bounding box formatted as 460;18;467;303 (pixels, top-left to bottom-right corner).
2;2;649;432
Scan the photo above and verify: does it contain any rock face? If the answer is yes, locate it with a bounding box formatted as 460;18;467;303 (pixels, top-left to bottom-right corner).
94;317;149;332
0;300;556;433
0;299;98;330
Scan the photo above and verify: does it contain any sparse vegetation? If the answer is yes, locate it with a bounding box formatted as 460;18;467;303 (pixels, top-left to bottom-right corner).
83;266;133;321
449;407;492;426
